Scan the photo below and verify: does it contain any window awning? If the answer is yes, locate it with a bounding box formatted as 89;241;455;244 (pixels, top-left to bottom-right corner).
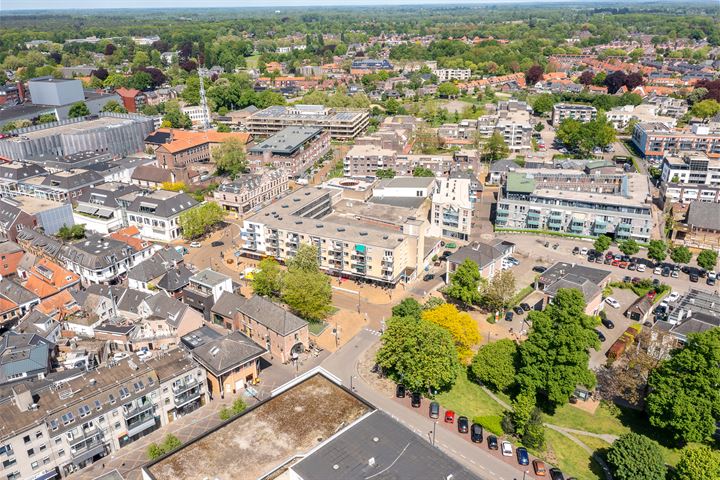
75;204;99;216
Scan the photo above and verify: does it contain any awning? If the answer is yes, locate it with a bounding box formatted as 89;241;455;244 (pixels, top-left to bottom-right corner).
95;208;113;218
75;204;99;216
31;471;58;480
70;444;105;467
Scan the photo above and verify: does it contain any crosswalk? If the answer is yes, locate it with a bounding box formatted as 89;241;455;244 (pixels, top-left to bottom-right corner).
364;327;382;336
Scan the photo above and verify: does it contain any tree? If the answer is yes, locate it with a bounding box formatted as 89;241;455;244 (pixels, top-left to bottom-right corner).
594;234;612;253
412;166;434;177
604;70;628;95
375;168;395;179
619;239;640;256
437;82;460;98
287;243;321;273
282;244;332;321
56;224;86;241
160;181;188;192
483;131;510;162
392;298;423;320
517;289;599;411
647;240;667;263
625;72;644;90
646;328;720;444
252;257;283;298
101;100;127;114
670;246;692;265
691;99;720;121
675;445;720;480
376;315;461;393
525;65;544;85
162;101;192;129
68;102;90;118
523;408;546;449
422;303;480;362
445;259;482;306
178;202;224;239
532;93;556;115
697;249;718;271
470;339;518;392
511;391;535;437
606;433;666;480
104;43;116;56
481;270;516;312
146;434;183;460
213;139;248;178
216;123;230;133
579;70;595;85
219;397;247;420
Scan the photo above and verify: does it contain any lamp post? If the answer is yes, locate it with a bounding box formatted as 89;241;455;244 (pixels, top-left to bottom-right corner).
428;421;437;446
350;375;356;392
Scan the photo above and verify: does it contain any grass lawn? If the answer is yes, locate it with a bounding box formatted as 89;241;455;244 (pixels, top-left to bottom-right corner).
435;370;507;419
246;54;261;68
574;434;611;453
308;321;328;335
533;429;604;480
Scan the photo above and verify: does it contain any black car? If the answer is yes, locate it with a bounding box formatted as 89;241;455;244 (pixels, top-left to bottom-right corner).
661;267;670;277
513;306;524;315
595;329;606;342
423;274;435;282
622;276;631;283
587;254;596;263
601;317;615;329
572;247;580;255
690;273;699;283
621;255;631;263
681;265;690;274
396;384;406;398
487;435;499;450
604;257;612;265
457;416;469;434
211;240;224;247
520;303;531;312
516;447;530;466
549;468;565;480
699;269;708;278
595;256;603;264
505;311;514;321
429;401;440;419
411;392;421;408
652;278;660;286
532;266;547;273
470;423;483;443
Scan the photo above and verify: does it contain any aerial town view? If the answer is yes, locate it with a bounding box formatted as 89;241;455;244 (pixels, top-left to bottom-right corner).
0;0;719;479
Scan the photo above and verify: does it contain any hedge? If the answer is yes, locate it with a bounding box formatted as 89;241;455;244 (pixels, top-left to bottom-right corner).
473;415;504;436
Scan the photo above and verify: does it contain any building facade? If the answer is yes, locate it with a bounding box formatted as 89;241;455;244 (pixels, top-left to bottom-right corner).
632;122;720;160
246;105;369;140
212;170;289;214
551;103;598;126
431;178;473;240
246;127;330;177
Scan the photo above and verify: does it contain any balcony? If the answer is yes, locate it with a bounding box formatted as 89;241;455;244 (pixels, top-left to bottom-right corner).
175;387;202;408
123;400;153;421
126;413;157;438
172;378;198;396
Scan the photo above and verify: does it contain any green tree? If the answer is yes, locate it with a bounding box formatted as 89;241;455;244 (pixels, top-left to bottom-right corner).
670;246;692;265
606;433;666;480
422;303;480;363
470;339;518;392
392;298;423;320
437;82;460;98
483;131;510;162
697;249;718;271
216;123;231;133
282;244;332;321
412;166;434;177
445;259;482;306
523;408;546;449
252;257;283;298
219;397;247;420
101;100;127;113
675;445;720;480
647;328;720;444
162;101;192;129
375;168;396;179
36;113;57;124
619;239;640;256
178;202;224;239
511;390;536;437
68;101;90;118
691;99;720;121
376;315;461;393
532;93;556;115
517;289;599;411
56;224;86;241
481;269;516;311
594;234;612;253
647;240;667;264
147;434;183;460
213;138;248;178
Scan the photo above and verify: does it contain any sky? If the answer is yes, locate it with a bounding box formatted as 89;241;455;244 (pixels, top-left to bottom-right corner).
4;0;572;11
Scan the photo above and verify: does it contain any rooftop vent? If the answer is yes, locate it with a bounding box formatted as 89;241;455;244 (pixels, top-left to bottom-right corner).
337;227;345;232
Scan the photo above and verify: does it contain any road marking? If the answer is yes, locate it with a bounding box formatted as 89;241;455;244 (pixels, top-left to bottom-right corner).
363;328;382;336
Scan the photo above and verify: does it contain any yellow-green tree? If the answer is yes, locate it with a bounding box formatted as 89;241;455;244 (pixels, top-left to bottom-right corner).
422;303;480;363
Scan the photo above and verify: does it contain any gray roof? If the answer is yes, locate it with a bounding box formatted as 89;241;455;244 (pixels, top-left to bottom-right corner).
0;332;51;382
40;169;104;191
131;165;173;184
687;201;720;231
448;241;514;269
292;410;481;480
126;190;198;218
489;159;520;173
0;241;22;255
190;330;265;376
76;183;140;208
142;292;187;328
0;163;47;182
211;292;308;336
15;310;58;340
248;126;323;156
0;277;39;306
375;176;436;189
190;269;231;288
543;273;601;303
0;199;20;230
117;288;151;315
128;248;183;283
539;262;611;289
157;265;192;292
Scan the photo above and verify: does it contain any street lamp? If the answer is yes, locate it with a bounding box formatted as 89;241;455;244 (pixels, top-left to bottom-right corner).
429;421;437;446
523;470;529;480
350;375;356;391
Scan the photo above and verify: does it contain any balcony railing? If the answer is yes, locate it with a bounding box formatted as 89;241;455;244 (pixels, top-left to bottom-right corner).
172;378;198;396
123;401;153;421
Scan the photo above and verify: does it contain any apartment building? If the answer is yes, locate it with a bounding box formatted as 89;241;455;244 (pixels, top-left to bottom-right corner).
241;187;430;285
72;183;141;234
495;170;653;241
246;127;330;177
495;103;532;153
0;349;207;480
632;121;720;160
126;191;198;242
551;103;598;126
431;177;474;240
433;68;471;81
246;105;369;140
213;170;289;214
181;105;209;127
182;269;234;321
606;103;675;130
0;163;47;197
343;145;453;178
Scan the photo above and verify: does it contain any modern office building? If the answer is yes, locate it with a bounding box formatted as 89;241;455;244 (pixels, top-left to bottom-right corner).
659;153;720;206
246;126;330;177
495;170;653;241
551;103;598;126
246;105;369;140
631;121;720;160
431;177;474;240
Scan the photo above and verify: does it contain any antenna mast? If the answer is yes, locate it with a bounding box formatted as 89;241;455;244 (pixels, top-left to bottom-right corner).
198;67;211;131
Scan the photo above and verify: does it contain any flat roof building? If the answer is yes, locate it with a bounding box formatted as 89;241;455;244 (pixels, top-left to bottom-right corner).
246;126;330;177
247;105;369;140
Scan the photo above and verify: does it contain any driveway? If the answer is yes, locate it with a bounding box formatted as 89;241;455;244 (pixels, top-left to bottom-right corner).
590;288;638;368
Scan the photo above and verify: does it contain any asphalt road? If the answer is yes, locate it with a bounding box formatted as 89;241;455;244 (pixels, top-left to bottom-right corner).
322;330;537;480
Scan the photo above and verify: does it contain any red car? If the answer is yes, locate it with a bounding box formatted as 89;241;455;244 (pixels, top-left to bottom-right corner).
605;252;614;260
444;410;455;423
647;291;657;300
611;259;620;266
618;261;629;269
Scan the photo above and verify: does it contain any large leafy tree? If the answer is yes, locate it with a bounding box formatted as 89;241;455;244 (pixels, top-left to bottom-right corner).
376;316;461;393
213;138;248;178
691;99;720;121
68;101;90;118
593;234;612;253
646;328;720;444
482;131;510;162
252;257;283;298
525;65;544;85
422;303;480;362
532;93;556;115
517;288;599;411
282;244;332;321
697;249;718;271
619;239;640;256
646;240;667;263
178;202;224;239
445;259;482;306
481;269;516;311
606;433;666;480
392;298;423;320
101;100;127;113
675;445;720;480
670;246;692;265
470;339;518;392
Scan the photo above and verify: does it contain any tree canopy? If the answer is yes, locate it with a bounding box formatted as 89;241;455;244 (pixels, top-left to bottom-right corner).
445;259;482;306
422;303;480;362
470;338;518;392
606;433;666;480
68;101;90;118
252;257;283;298
593;234;612;253
697;249;718;271
281;244;332;321
675;445;720;480
213;139;248;178
178;202;224;239
646;240;667;263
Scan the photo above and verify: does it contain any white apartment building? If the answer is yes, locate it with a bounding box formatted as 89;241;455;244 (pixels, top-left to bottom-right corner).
606;104;676;131
551;103;597;126
126;191;198;242
181;105;209;127
431;178;473;240
433;68;471;81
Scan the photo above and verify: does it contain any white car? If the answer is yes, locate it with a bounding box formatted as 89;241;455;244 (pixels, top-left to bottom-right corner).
654;266;662;275
190;241;202;248
636;264;646;272
501;441;513;457
580;247;588;256
667;291;680;303
605;297;621;309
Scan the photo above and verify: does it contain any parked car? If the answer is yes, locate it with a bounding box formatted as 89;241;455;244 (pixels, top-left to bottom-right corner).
520;303;531;312
423;274;435;282
708;277;716;286
470;423;483;443
654;266;662;275
444;410;455;423
667;291;680;302
112;351;130;361
211;240;224;247
411;392;421;408
532;266;547;273
690;273;699;283
672;270;679;278
429;401;440;419
601;317;615;329
505;311;514;321
580;247;588;256
595;329;606;342
605;297;620;309
549;468;565;480
190;241;202;248
487;435;499;450
513;306;524;315
636;264;646;272
622;276;631;283
506;257;519;266
661;267;671;277
501;441;513;456
533;459;547;476
396;384;406;398
457;416;469;433
572;247;580;255
516;447;530;465
628;263;636;271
